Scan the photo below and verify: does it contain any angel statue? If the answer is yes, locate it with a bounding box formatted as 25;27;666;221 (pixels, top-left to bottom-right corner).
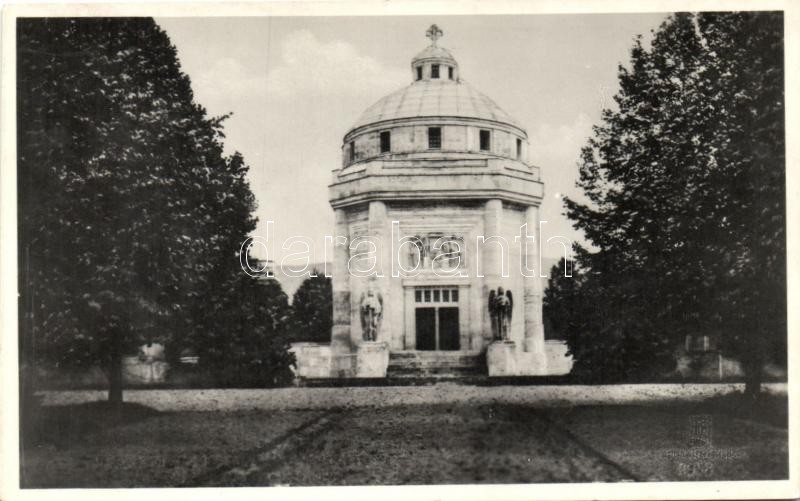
488;287;513;341
359;288;383;342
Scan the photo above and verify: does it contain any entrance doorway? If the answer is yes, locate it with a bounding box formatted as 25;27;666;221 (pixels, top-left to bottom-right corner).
414;287;460;351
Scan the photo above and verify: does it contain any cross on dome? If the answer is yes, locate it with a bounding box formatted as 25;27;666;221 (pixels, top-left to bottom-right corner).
426;24;443;46
411;24;458;83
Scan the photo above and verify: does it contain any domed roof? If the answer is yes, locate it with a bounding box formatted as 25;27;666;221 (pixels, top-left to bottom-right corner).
412;45;456;63
350;79;524;132
348;25;524;135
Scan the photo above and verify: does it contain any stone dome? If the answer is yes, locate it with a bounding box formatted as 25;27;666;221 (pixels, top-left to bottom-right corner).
346;24;524;137
339;25;532;170
349;78;525;134
411;45;457;65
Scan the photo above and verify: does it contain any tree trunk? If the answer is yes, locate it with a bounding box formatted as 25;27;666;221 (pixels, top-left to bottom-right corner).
108;332;123;405
744;358;763;398
743;332;764;399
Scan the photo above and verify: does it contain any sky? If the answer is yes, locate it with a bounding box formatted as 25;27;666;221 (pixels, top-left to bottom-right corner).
156;13;669;263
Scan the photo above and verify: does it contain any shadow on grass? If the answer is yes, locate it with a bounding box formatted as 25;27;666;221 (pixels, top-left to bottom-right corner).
22;401;161;449
674;391;788;429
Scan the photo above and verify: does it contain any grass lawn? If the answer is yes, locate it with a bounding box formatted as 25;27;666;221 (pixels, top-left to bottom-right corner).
20;391;787;487
541;395;789;481
21;402;327;488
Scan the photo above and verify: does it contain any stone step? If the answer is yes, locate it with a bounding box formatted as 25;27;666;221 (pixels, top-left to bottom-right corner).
389;352;483;365
389;350;483;359
387;351;486;377
387;365;485;377
389;359;482;368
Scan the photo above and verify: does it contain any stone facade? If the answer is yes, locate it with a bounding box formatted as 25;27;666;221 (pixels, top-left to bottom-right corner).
291;26;573;379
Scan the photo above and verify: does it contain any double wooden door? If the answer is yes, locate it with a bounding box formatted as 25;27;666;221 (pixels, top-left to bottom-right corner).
415;306;460;351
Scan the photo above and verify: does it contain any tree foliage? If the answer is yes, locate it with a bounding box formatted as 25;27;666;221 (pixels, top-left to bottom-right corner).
189;277;295;387
290;273;333;344
17;18;291;399
544;254;676;382
548;12;785;389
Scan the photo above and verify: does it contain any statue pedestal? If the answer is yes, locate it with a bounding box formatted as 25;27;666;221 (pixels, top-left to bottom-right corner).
487;340;517;376
355;341;389;378
487;340;552;376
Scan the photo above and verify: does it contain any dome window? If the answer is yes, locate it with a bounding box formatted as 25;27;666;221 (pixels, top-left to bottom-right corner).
516;138;523;159
428;127;442;149
479;129;491;151
448;66;454;80
431;64;440;79
380;131;391;153
416;66;423;81
348;141;355;162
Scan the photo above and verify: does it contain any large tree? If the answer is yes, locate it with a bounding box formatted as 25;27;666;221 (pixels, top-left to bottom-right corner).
557;12;785;392
17;18;259;403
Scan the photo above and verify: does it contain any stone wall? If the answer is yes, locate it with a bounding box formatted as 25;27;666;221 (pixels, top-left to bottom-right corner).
290;342;390;378
486;339;573;377
35;357;170;389
289;343;333;379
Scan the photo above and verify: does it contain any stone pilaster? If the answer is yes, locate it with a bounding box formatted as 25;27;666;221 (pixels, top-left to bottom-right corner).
482;199;503;343
367;200;392;346
523;205;545;354
330;208;352;355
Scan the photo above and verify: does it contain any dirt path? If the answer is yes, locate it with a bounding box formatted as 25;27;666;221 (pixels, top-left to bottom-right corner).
202;404;637;486
39;382;788;412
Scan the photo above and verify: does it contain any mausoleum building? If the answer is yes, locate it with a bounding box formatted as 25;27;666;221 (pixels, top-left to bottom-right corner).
291;25;573;379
